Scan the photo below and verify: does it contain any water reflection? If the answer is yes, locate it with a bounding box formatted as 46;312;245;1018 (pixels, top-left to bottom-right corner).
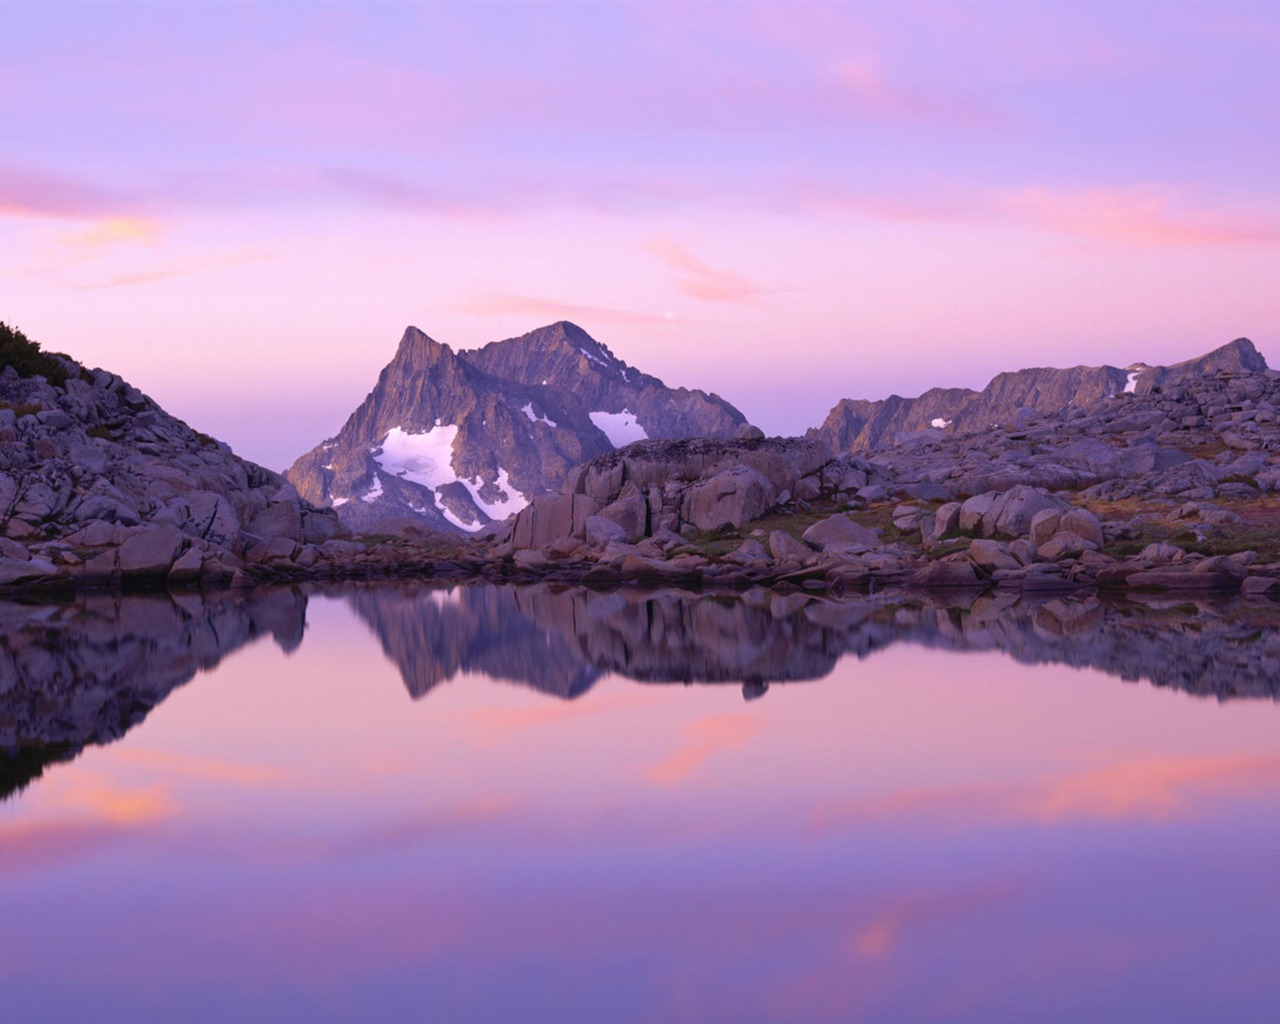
4;583;1279;800
0;589;306;799
346;583;1280;702
2;584;1279;1022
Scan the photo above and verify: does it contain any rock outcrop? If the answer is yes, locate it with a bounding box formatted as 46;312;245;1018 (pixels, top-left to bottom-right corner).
506;436;835;549
0;327;343;590
287;321;747;534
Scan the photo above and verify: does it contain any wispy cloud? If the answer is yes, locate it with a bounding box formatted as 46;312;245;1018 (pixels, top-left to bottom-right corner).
115;748;286;787
850;881;1021;960
645;713;761;786
0;165;130;219
48;770;176;824
811;753;1280;832
57;215;162;267
1002;185;1280;246
68;248;270;290
449;291;675;328
644;239;764;304
463;693;657;746
807;180;1280;247
830;58;996;127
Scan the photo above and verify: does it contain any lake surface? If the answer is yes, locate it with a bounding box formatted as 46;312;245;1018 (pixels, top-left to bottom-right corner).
3;583;1280;1023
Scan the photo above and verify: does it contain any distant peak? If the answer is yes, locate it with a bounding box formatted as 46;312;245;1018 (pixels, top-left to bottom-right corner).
1169;336;1268;375
393;326;457;368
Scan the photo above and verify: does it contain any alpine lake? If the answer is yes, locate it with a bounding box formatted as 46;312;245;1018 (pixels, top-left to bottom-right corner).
2;581;1279;1023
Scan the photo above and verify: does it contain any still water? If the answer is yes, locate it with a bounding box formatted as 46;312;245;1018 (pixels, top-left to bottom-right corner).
2;584;1279;1023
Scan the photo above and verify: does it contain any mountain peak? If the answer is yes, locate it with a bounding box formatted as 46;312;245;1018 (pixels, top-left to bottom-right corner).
392;326;457;370
501;321;625;370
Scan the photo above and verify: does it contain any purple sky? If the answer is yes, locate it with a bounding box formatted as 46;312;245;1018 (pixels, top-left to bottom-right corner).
2;2;1278;469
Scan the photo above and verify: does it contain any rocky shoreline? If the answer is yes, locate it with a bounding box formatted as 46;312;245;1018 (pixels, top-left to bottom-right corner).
2;326;1279;600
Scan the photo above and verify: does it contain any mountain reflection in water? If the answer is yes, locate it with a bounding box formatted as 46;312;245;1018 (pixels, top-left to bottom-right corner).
3;582;1279;800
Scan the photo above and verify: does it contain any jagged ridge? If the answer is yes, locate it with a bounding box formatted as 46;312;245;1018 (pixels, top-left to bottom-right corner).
287;321;747;534
811;338;1268;453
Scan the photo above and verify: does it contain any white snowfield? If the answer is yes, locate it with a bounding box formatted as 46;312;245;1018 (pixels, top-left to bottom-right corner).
360;477;383;503
930;418;951;429
590;409;648;447
1124;371;1140;394
376;424;460;489
371;423;528;531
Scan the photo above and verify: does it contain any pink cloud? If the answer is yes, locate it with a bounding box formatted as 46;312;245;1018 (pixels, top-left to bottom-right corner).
805;180;1280;246
644;239;763;304
463;693;657;745
448;291;675;328
848;880;1022;961
645;713;762;786
115;748;286;787
811;752;1280;832
830;57;996;126
1002;185;1280;246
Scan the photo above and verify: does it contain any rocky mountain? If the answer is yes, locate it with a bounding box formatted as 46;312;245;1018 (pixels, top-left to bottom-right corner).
287;321;746;534
0;321;343;589
811;337;1268;453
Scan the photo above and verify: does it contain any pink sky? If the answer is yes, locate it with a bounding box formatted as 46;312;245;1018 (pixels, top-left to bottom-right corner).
2;2;1278;469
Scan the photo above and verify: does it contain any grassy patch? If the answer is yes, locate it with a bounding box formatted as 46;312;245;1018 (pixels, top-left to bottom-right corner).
0;322;75;388
1172;437;1229;459
0;400;42;418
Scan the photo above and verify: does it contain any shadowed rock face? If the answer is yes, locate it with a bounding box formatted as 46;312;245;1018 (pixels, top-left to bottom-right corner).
287;322;747;535
0;588;308;800
0;355;341;588
811;338;1269;453
466;322;745;441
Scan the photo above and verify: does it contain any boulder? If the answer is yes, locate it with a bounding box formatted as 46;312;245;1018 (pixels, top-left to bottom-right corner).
118;525;187;577
1242;576;1280;596
909;560;983;588
768;530;812;564
1037;530;1096;561
727;538;769;564
598;483;648;541
584;515;627;547
801;514;878;550
0;556;60;587
931;502;962;539
986;485;1066;539
967;539;1020;572
958;493;997;534
682;465;775;532
1058;508;1104;549
1028;509;1062;549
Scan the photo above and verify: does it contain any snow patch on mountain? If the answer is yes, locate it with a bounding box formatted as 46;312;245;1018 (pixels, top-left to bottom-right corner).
521;402;557;428
461;467;528;521
590;409;647;447
375;424;459;489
